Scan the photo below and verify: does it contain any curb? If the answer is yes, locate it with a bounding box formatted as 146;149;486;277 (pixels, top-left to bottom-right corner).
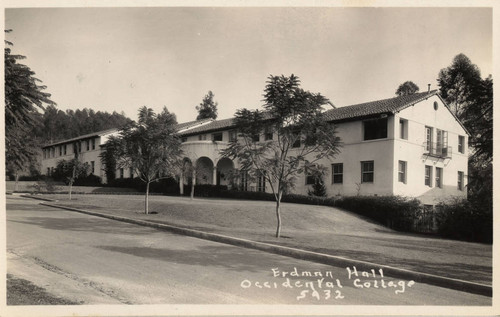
20;195;57;202
39;202;492;298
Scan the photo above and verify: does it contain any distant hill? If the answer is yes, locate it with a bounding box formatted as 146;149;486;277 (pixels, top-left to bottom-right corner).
35;105;133;145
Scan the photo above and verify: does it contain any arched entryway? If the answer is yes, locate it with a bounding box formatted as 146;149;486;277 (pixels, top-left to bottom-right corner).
196;157;214;185
216;158;235;187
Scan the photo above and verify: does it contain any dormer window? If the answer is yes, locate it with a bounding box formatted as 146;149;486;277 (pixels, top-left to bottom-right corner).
363;117;388;140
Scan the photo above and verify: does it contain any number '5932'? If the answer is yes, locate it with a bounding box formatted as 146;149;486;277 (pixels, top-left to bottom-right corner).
296;289;344;301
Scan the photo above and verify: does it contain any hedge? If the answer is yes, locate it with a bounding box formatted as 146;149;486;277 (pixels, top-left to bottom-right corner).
435;198;492;243
335;195;422;231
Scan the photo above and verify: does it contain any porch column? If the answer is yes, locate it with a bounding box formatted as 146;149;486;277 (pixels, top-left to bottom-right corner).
213;167;217;185
179;170;184;195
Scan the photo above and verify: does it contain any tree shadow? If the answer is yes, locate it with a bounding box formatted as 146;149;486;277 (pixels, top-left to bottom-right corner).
8;216;155;236
96;244;302;274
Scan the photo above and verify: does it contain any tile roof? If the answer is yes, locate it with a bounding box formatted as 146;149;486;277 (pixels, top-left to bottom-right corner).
43;128;119;148
323;90;438;122
178;117;236;136
178;91;440;135
42;91;443;147
175;118;213;131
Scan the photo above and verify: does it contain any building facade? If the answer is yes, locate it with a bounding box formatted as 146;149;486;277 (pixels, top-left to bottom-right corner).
41;90;468;205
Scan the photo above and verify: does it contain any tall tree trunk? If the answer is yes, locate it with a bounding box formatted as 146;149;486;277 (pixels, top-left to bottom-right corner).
145;181;150;214
69;181;73;201
14;171;19;192
69;164;77;200
190;169;196;200
275;191;282;238
179;172;184;196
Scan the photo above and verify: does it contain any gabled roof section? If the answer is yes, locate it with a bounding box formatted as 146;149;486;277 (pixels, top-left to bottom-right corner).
42;128;119;148
177;112;276;136
323;90;439;122
178;117;236;136
175;118;214;133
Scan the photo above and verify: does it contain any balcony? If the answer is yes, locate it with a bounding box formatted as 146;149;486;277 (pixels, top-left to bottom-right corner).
423;142;452;159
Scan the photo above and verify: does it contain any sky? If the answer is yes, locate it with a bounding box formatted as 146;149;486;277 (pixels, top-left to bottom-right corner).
4;7;493;123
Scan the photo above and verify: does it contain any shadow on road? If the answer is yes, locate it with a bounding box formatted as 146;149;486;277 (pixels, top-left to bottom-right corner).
96;244;299;274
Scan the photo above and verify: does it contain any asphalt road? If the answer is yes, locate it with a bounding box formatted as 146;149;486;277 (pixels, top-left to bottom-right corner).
6;196;491;305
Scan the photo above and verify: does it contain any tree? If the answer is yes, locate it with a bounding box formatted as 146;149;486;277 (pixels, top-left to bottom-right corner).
111;106;182;214
5;30;55;179
438;53;482;117
52;157;89;200
437;54;493;242
308;171;327;197
462;75;493;165
395;81;419;96
221;74;341;238
100;138;120;183
196;91;218;120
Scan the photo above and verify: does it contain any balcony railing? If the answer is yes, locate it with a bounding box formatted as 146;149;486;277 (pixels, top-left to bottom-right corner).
423;142;452;158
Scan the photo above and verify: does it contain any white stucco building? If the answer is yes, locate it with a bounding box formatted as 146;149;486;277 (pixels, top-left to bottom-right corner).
41;90;468;206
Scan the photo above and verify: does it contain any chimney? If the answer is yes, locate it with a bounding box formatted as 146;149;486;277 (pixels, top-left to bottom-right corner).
428;84;431;93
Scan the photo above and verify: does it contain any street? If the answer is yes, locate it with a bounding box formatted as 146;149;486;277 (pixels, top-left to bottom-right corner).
6;196;491;305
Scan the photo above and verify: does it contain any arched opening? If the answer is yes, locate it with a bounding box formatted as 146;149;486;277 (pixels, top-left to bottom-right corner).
195;157;214;185
216;158;235;187
181;158;193;186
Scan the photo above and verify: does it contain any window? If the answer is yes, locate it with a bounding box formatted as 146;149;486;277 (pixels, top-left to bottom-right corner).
363;117;387;140
436;129;448;155
332;163;343;184
120;168;124;179
43;149;46;159
257;171;266;192
129;168;134;178
264;127;273;141
425;165;432;187
229;130;237;142
91;161;95;174
86;140;90;151
305;172;316;185
63;145;67;155
252;134;260;142
239;170;248;191
198;134;207;141
212;132;223;141
458;135;465;154
435;167;442;188
59;146;62;156
361;161;374;183
92;138;96;150
398;161;407;184
181;137;187;143
399;119;408;140
458;171;464;191
425;126;433;152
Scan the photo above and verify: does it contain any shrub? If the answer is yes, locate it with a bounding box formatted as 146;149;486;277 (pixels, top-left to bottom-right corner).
108;177;180;195
308;177;327;197
336;195;421;231
74;174;102;186
435;198;492;243
30;179;61;193
181;184;228;197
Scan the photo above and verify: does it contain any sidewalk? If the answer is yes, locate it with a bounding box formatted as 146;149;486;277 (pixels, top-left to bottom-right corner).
32;194;492;289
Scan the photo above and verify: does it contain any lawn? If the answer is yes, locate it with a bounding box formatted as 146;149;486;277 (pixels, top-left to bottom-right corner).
42;194;492;285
